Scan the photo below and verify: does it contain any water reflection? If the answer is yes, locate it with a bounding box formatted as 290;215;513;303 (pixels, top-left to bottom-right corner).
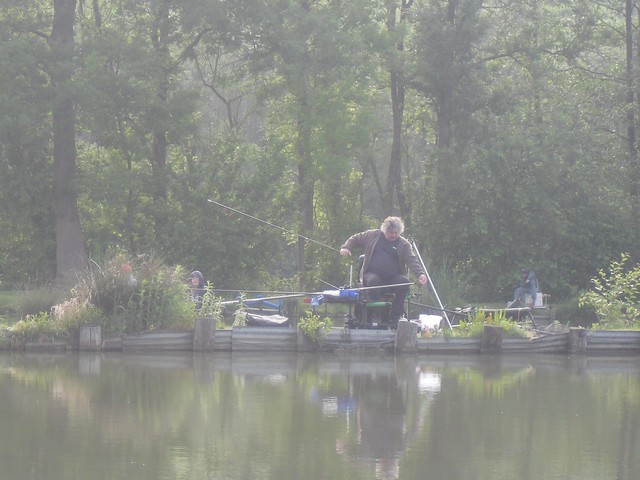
0;353;639;480
306;358;439;479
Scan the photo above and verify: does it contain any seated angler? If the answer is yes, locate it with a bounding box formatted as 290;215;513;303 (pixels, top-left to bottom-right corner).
513;268;537;308
339;216;428;326
189;270;206;310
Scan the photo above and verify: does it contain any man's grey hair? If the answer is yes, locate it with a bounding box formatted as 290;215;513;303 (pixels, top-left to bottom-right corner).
381;216;405;234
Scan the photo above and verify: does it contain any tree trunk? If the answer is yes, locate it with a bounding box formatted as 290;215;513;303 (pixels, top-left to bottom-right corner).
50;0;87;283
384;0;413;219
628;1;640;246
150;0;171;239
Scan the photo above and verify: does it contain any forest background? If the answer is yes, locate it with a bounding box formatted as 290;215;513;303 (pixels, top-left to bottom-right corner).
1;0;640;306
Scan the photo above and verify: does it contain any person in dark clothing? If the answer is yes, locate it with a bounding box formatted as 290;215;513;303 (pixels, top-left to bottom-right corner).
513;269;537;307
189;270;206;310
340;217;428;324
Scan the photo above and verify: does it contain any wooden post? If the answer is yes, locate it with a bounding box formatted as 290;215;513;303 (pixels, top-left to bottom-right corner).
193;317;216;351
79;325;101;351
481;325;503;353
395;320;418;353
568;327;588;354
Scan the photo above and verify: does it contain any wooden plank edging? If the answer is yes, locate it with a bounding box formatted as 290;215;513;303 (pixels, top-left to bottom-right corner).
12;325;640;355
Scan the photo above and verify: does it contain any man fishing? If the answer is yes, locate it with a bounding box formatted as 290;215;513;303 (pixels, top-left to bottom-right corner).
340;216;428;326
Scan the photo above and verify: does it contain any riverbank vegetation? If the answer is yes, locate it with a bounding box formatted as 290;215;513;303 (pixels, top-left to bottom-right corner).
3;253;223;348
1;250;639;349
580;254;640;330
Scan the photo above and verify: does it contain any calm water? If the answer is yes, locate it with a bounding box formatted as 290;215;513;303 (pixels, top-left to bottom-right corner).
0;352;638;480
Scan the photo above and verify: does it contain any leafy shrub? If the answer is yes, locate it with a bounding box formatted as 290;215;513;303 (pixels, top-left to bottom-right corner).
123;262;193;332
445;309;528;338
579;253;640;329
297;311;332;345
199;284;223;319
10;311;61;346
6;252;220;347
72;254;140;318
232;293;247;327
52;298;112;335
72;253;200;333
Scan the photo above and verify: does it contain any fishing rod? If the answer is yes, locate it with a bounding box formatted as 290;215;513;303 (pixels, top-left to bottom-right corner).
207;198;339;253
220;282;414;306
214;288;312;296
220;292;310;306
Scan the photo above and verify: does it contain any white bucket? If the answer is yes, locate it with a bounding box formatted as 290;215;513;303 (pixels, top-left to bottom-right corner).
418;314;443;330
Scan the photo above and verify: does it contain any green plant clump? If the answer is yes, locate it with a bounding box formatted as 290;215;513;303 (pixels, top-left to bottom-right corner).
445;309;528;338
9;311;61;347
579;253;640;329
297;311;333;345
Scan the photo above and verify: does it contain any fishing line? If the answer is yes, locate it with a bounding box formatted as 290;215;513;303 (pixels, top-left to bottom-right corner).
207;198;339;253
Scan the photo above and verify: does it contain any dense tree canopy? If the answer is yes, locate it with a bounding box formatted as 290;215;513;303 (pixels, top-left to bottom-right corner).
1;0;639;302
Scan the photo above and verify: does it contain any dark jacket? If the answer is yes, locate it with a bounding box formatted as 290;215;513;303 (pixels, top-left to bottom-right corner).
189;271;205;309
341;229;425;284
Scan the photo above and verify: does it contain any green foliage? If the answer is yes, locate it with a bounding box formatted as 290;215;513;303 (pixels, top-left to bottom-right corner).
232;293;247;327
232;309;247;328
5;252;212;347
579;253;640;329
446;309;527;338
72;254;141;318
123;267;193;333
297;311;333;345
199;284;223;320
10;311;61;346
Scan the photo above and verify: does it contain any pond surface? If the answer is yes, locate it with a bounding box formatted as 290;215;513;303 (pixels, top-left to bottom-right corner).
0;352;638;480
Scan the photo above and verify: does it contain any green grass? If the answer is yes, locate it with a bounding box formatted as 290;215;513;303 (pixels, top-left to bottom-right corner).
0;290;17;312
0;290;19;325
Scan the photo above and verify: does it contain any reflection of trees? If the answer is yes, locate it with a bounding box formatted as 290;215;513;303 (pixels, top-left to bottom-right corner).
449;363;535;399
1;354;639;480
403;357;640;480
0;354;207;479
588;373;640;480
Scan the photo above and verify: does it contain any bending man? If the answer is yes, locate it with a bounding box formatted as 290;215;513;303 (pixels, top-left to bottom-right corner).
340;217;428;325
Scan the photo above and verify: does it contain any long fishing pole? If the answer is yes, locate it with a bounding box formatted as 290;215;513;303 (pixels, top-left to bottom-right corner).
207;198;339;253
220;282;414;306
